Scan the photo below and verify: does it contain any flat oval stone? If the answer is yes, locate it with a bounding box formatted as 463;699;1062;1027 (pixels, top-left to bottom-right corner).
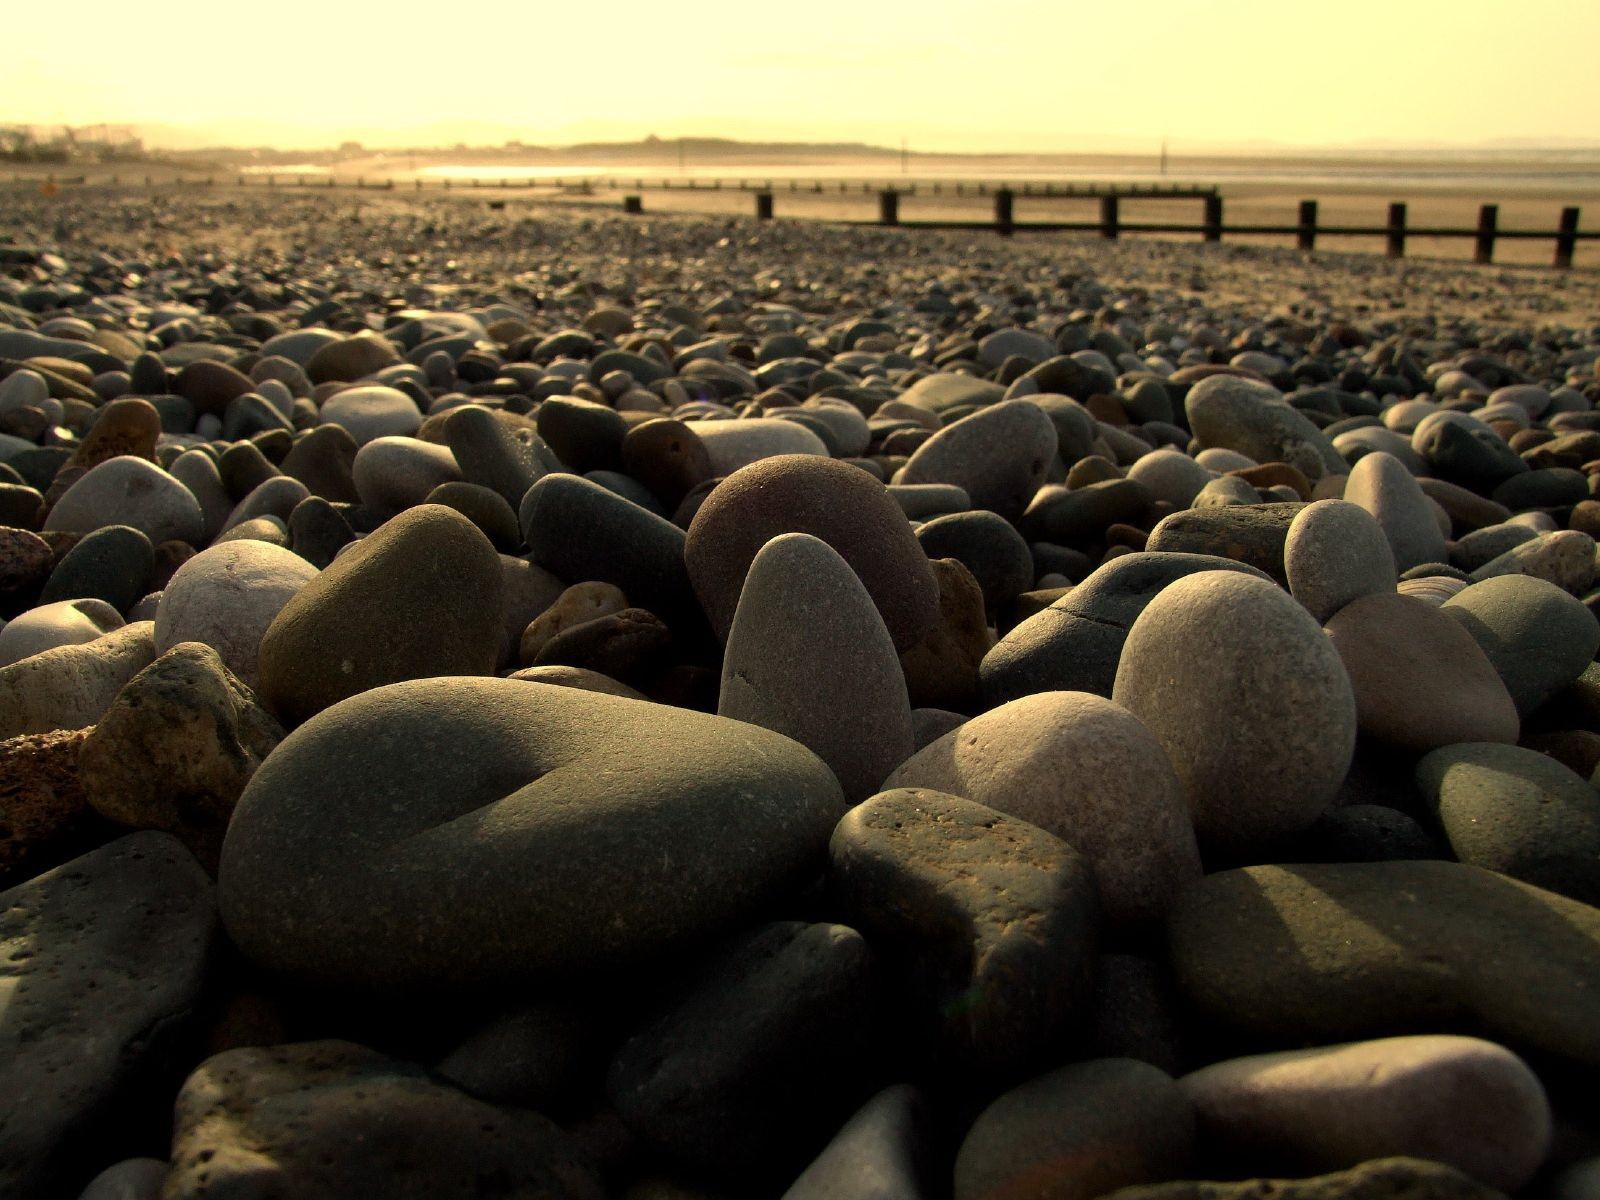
691;417;829;474
1442;575;1600;716
1416;742;1600;906
0;833;214;1200
44;457;204;546
1127;449;1213;509
719;534;912;802
1145;503;1305;583
1343;451;1448;573
165;1040;602;1200
1469;529;1597;594
1325;592;1519;752
218;677;846;985
1284;499;1397;623
1168;861;1600;1068
351;435;460;519
1113;571;1356;853
830;788;1098;1072
686;455;939;651
982;552;1273;704
1180;1035;1550;1192
317;384;422;445
256;504;503;724
0;597;122;668
155;540;319;689
305;330;403;384
899;399;1058;521
885;691;1200;933
1185;375;1346;481
954;1058;1194;1200
37;524;154;614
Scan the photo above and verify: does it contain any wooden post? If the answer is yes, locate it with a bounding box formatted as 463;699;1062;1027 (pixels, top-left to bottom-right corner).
623;195;643;214
1297;200;1318;252
1386;202;1407;259
1100;194;1120;239
879;190;900;226
1555;207;1580;270
1204;194;1223;243
756;192;774;220
994;188;1014;237
1474;204;1498;264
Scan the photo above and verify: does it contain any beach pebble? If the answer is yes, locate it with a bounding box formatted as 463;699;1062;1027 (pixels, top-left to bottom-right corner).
0;620;156;739
305;330;403;384
1441;574;1600;715
165;1040;602;1200
318;384;422;445
1127;448;1213;508
44;456;204;547
606;920;878;1183
1283;499;1397;623
519;580;628;665
780;1084;935;1200
1343;451;1448;572
1324;592;1519;751
75;1158;168;1200
351;434;460;518
686;454;938;650
1113;571;1356;853
256;504;502;724
78;642;282;871
1145;502;1304;581
0;833;214;1200
1169;860;1600;1067
1184;375;1345;481
885;690;1200;932
521;472;700;630
1416;741;1600;905
38;524;154;614
1180;1035;1550;1191
1102;1157;1506;1200
914;509;1033;620
691;417;829;473
1469;528;1597;593
0;727;94;885
218;677;845;985
897;556;992;710
899;398;1058;521
719;533;911;802
155;540;319;689
0;597;123;667
982;552;1271;703
830;788;1098;1071
954;1058;1194;1200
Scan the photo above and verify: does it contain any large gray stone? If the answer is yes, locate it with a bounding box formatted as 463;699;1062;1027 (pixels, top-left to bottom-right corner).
1284;499;1397;623
43;456;205;546
218;678;846;986
1168;861;1600;1068
899;399;1058;521
0;833;215;1200
1442;574;1600;716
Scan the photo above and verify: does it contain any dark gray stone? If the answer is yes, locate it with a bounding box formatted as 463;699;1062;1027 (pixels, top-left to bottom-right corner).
38;524;154;613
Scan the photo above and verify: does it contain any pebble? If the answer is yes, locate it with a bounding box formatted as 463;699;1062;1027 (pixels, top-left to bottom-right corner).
719;533;912;802
830;788;1098;1072
1343;450;1449;572
317;384;423;445
1469;528;1598;593
1102;1157;1505;1200
691;416;829;473
686;454;939;650
1180;1035;1551;1190
1184;375;1346;481
780;1084;935;1200
43;456;205;546
256;503;503;724
1169;860;1600;1067
78;642;283;871
1283;499;1397;623
1441;574;1600;715
0;833;214;1200
953;1058;1195;1200
1415;742;1600;905
218;676;845;985
1324;592;1520;751
1113;571;1357;853
0;596;122;667
899;398;1059;521
885;690;1201;933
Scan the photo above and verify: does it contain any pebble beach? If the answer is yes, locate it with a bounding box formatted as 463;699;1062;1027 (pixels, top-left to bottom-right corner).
2;188;1600;1200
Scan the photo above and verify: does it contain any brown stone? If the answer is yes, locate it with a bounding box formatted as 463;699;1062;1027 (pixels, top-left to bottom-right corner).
175;360;256;416
0;727;99;885
0;526;53;595
1231;462;1312;500
41;397;163;512
898;557;992;711
305;330;403;385
519;582;629;667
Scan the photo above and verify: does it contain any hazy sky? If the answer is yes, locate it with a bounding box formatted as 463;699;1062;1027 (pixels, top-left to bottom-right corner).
6;0;1598;151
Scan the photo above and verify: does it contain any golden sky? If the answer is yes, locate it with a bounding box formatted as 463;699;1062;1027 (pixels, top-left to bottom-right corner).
5;0;1598;151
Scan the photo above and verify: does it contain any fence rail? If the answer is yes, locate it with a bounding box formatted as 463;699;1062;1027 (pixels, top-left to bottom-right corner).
6;172;1594;268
